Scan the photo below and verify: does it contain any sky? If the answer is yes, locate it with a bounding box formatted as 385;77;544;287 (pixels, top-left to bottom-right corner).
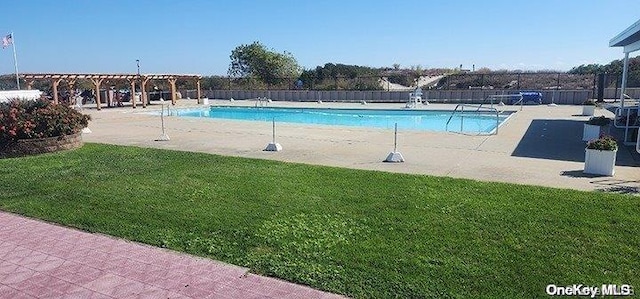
1;0;640;76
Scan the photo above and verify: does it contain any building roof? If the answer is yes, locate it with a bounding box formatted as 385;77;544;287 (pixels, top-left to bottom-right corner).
610;19;640;50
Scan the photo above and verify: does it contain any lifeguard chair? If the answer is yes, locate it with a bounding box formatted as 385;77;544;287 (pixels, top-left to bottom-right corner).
406;87;425;108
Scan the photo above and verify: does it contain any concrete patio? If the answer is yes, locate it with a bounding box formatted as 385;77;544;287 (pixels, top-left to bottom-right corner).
81;100;639;193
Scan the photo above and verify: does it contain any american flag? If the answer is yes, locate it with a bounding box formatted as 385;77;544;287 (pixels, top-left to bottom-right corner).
2;34;12;49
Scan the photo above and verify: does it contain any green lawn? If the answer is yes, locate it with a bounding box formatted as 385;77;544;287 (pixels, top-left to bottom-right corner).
0;143;638;298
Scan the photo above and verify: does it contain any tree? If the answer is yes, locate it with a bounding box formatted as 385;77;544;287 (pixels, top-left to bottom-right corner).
228;41;301;86
568;64;604;74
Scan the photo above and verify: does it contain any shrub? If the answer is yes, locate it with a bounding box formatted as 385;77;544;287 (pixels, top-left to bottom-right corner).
582;99;597;106
586;116;611;126
586;135;618;151
0;99;90;144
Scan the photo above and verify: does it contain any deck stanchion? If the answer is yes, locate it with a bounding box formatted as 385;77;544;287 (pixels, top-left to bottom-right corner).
155;99;170;141
384;123;405;162
264;118;282;151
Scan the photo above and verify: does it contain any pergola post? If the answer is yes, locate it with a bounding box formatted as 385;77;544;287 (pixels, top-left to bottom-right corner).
129;79;137;108
196;79;202;104
90;78;104;110
67;79;76;105
141;77;150;108
52;79;62;104
168;78;177;105
25;80;34;90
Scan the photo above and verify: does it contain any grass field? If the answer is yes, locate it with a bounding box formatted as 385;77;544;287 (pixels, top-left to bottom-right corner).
0;143;638;298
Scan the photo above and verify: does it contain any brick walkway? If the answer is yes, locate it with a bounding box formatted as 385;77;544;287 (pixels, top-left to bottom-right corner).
0;211;345;298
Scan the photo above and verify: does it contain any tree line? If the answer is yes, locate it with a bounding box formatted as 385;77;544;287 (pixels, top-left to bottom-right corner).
2;41;640;92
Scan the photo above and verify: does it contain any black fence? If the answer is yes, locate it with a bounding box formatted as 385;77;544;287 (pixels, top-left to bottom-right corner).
198;73;619;91
2;72;638;93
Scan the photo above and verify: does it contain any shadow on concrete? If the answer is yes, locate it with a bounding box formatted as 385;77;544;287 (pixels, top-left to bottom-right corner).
560;170;605;178
591;178;640;195
512;119;639;166
512;119;587;162
561;170;640;194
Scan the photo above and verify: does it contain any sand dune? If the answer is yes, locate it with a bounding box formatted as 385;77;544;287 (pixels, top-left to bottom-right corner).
378;75;443;90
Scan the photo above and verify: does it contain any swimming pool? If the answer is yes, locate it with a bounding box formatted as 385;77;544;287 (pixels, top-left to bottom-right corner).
165;106;512;133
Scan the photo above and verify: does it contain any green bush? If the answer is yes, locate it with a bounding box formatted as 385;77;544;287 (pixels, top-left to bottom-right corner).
586;116;611;126
586;135;618;151
0;99;90;143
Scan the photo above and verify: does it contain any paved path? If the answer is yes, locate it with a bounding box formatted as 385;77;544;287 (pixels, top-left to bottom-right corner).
0;211;344;299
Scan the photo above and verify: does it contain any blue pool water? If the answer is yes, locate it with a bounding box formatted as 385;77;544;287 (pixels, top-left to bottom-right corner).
166;106;512;133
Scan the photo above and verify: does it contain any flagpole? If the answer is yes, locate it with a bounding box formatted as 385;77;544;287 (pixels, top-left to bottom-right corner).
10;32;19;90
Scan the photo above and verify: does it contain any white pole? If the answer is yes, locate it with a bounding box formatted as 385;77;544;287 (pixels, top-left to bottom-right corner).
393;123;398;152
161;104;166;135
272;118;276;143
620;52;629;108
10;32;19;90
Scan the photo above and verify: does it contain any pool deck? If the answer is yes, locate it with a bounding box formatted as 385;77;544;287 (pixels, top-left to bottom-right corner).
82;100;640;193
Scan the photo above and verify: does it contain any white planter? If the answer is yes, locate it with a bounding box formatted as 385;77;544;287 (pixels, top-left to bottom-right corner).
584;148;617;176
582;124;602;141
582;105;595;116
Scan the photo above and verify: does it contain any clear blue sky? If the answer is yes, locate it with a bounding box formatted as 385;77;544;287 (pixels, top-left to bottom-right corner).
1;0;640;76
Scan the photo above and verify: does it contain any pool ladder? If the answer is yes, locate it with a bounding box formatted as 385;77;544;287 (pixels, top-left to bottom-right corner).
445;103;502;135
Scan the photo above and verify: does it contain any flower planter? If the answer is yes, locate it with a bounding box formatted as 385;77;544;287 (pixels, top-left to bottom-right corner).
582;105;595;116
582;124;609;141
584;148;617;176
0;133;83;158
582;124;601;141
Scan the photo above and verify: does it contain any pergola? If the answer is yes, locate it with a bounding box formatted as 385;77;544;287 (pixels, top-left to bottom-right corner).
20;73;202;110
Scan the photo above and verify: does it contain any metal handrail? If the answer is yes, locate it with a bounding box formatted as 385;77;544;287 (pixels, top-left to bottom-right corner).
445;103;501;135
486;94;524;111
637;127;640;154
613;107;639;145
254;97;270;107
613;107;639;129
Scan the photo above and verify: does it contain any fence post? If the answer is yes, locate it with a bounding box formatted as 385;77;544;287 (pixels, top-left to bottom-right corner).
597;73;605;102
